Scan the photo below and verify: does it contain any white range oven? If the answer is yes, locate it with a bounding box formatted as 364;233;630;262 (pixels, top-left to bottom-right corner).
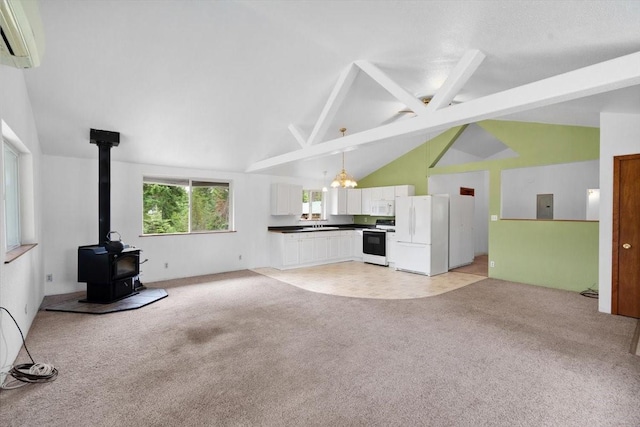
362;219;395;266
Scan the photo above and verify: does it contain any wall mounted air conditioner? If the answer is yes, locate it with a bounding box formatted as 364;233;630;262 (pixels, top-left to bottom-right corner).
0;0;44;68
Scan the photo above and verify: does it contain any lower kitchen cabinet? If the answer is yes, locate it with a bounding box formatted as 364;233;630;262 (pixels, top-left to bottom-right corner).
352;229;363;261
339;231;352;258
270;230;357;269
299;235;314;264
386;232;397;266
313;235;329;262
283;234;299;266
328;233;341;259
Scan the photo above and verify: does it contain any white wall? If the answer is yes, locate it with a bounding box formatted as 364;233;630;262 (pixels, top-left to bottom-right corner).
0;66;44;380
501;160;599;220
42;156;352;295
428;171;489;255
599;112;640;314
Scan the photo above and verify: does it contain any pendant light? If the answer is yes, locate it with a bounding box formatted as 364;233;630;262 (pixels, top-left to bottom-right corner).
330;128;357;188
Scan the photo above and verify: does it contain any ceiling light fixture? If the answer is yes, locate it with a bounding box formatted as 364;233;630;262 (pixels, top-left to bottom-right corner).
330;128;357;188
398;97;431;114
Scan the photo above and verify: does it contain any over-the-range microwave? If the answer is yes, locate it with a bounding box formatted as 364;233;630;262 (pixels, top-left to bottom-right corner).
370;199;394;216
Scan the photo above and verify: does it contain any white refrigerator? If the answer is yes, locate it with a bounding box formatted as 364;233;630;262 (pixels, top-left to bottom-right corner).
395;195;449;276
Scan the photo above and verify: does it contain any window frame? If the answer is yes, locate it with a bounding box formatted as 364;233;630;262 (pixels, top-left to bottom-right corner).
301;189;326;221
142;176;233;236
4;140;21;251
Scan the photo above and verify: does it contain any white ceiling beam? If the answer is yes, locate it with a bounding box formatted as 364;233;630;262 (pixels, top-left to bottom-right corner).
307;63;360;146
247;50;640;173
288;124;307;148
355;60;428;116
425;49;486;112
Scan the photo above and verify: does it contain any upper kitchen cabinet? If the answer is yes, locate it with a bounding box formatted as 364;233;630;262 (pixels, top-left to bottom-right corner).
359;185;414;215
332;187;362;215
330;187;348;215
395;185;415;198
347;189;362;215
371;186;395;201
271;183;303;216
361;188;372;215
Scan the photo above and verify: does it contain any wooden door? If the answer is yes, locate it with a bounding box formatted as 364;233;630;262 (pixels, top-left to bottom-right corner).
536;194;554;220
612;154;640;318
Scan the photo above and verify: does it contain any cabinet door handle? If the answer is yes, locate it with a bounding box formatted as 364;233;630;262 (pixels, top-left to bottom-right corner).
622;243;632;249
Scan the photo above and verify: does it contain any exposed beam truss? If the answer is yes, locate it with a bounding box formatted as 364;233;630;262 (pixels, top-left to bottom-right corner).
425;49;486;112
247;50;640;173
306;63;359;146
288;124;307;148
355;60;429;116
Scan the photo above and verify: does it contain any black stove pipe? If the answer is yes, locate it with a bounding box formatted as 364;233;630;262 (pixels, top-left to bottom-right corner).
90;129;120;245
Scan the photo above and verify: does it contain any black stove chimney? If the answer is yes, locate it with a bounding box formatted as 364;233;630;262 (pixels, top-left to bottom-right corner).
90;129;120;245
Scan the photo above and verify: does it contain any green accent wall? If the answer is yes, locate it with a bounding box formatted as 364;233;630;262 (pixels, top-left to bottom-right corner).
491;220;599;292
355;120;600;292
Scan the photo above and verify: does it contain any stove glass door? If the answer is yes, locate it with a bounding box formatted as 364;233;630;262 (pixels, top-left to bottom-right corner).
363;231;386;256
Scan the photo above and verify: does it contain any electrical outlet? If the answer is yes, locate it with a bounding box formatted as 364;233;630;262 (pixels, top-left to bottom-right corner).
364;217;368;223
491;215;498;221
164;262;169;269
490;261;495;268
46;274;53;282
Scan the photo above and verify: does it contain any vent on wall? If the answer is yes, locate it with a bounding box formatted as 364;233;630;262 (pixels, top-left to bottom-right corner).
0;0;44;68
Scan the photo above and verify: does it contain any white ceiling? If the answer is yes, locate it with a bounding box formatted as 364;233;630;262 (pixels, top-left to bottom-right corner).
21;0;640;182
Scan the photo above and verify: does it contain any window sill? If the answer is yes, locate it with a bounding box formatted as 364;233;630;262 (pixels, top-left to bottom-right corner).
5;243;38;264
139;230;236;237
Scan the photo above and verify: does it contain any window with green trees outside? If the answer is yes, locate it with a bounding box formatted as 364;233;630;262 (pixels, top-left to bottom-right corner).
143;177;231;235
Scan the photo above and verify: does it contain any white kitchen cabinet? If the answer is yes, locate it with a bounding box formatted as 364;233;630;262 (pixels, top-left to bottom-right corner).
347;188;362;215
313;235;328;262
361;188;372;215
370;186;395;201
352;229;363;261
283;234;299;266
328;232;341;259
289;185;303;216
395;185;415;198
339;231;353;258
299;235;314;264
386;232;397;265
271;230;358;269
369;187;382;201
271;183;302;216
330;188;348;215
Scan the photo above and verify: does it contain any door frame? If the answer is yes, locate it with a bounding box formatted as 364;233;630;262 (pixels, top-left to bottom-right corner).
611;153;640;314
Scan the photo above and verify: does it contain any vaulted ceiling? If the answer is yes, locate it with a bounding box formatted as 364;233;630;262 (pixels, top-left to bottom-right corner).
22;0;640;182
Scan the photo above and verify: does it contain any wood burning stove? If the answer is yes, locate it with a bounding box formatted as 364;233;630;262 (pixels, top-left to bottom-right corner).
78;245;140;302
77;129;143;303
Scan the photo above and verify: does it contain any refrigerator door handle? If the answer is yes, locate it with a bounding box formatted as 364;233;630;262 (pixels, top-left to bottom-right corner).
410;205;415;237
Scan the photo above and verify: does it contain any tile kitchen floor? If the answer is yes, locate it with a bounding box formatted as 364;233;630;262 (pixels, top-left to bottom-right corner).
253;261;485;300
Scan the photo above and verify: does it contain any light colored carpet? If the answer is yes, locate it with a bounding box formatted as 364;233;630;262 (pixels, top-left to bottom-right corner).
1;270;639;426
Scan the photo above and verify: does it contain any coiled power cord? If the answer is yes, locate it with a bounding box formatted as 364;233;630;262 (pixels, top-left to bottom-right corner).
0;306;58;389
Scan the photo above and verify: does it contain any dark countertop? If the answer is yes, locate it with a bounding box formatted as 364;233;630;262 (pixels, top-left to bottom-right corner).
268;224;375;233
